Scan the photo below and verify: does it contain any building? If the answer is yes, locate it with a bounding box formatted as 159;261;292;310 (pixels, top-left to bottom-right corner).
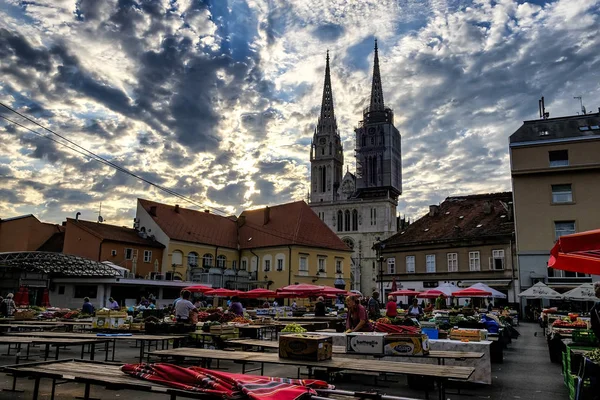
376;193;517;302
135;199;352;290
309;41;402;294
510;109;600;295
62;218;165;278
0;214;64;253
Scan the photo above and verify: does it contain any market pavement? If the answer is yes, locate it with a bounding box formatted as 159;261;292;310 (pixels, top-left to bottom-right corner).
0;322;567;399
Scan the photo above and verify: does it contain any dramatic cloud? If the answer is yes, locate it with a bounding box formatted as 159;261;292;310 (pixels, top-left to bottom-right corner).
1;0;600;225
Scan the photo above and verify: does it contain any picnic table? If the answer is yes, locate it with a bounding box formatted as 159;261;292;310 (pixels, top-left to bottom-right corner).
150;347;475;400
225;338;484;365
0;336;112;363
5;332;187;363
0;324;63;332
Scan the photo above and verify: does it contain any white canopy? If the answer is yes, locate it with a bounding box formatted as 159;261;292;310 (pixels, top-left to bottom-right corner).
433;282;460;297
467;283;507;299
562;283;597;302
518;282;563;300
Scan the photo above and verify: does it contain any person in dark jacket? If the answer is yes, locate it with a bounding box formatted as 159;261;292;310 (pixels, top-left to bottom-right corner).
590;282;600;339
314;296;326;317
82;297;95;315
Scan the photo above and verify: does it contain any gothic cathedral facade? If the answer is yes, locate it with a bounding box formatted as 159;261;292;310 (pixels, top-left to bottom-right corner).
309;41;402;294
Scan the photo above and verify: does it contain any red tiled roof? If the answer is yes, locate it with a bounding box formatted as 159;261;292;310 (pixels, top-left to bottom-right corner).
138;199;239;249
67;218;164;248
383;192;514;248
238;201;351;252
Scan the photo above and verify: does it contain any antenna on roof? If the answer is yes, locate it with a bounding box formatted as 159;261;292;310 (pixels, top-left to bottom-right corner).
538;96;549;119
98;203;104;223
574;96;586;115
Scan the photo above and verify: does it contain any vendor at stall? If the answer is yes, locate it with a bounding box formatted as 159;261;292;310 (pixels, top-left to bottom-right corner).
407;298;423;319
345;296;373;333
229;296;244;316
591;281;600;339
314;296;326;317
386;295;398;318
175;290;197;323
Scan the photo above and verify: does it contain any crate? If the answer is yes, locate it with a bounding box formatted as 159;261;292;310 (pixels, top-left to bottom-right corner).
13;310;37;320
384;334;430;356
279;334;332;361
572;330;597;346
422;327;439;340
346;333;387;355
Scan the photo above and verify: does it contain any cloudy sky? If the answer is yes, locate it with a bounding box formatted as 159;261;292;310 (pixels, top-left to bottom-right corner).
1;0;599;226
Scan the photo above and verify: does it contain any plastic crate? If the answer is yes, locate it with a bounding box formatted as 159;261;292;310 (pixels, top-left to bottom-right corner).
422;327;439;340
573;330;598;346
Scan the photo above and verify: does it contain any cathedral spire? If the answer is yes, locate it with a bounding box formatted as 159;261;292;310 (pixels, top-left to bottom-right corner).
317;50;337;135
369;39;385;112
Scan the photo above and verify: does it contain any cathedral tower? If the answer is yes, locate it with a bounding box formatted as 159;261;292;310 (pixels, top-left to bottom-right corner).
355;40;402;199
310;51;344;203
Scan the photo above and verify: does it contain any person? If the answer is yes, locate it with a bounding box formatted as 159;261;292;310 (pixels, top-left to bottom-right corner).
227;299;232;308
273;300;279;308
435;295;446;310
1;294;16;317
345;296;373;333
590;282;600;339
139;296;150;307
262;301;270;309
385;295;398;318
397;300;404;310
173;290;184;307
487;299;494;312
291;300;298;310
368;291;381;319
108;297;119;310
424;302;434;313
314;296;326;317
464;299;471;308
175;290;197;323
229;296;244;316
407;298;423;319
82;297;95;315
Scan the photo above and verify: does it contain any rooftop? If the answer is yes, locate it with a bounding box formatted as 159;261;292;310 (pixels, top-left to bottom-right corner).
67;218;164;248
382;192;514;248
510;112;600;144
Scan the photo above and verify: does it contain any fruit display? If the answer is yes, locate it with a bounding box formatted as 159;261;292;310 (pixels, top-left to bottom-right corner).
586;348;600;365
552;319;587;329
219;313;237;323
197;312;210;322
230;316;251;324
377;317;391;324
281;323;307;333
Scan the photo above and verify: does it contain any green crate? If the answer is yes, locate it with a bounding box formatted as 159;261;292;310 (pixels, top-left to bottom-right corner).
572;330;598;345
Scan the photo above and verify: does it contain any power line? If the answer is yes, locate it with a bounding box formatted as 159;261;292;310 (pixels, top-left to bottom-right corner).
0;103;228;215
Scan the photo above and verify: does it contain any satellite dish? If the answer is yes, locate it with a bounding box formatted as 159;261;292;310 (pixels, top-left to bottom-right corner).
98;216;104;223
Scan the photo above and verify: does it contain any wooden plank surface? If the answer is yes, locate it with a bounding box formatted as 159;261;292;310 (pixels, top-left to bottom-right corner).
0;337;111;345
0;320;92;326
150;348;474;380
226;339;483;359
6;332;187;341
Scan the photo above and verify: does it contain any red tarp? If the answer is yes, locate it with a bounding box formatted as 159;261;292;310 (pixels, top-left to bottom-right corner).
121;363;332;400
549;229;600;275
14;286;29;307
452;288;492;298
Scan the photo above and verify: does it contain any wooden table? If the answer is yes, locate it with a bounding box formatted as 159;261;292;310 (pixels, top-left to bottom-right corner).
151;348;475;400
236;324;278;340
6;332;187;363
0;324;63;332
0;336;112;363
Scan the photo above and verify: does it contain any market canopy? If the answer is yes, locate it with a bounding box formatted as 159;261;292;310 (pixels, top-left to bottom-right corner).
389;289;421;296
316;287;347;296
518;282;563;300
0;251;122;277
417;290;447;299
452;288;492;298
183;285;213;293
562;283;597;302
549;229;600;275
279;284;324;293
204;288;241;297
466;283;507;299
239;288;277;299
432;282;460;297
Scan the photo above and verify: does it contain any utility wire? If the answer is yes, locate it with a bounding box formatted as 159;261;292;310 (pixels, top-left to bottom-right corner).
0;103;228;215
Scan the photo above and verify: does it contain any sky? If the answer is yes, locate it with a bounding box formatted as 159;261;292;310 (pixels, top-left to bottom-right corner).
1;0;600;227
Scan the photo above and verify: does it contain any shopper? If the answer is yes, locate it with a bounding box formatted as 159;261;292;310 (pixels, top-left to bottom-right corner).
368;291;381;319
108;297;120;310
175;290;197;323
314;296;326;317
1;294;16;317
385;295;398;318
345;296;373;333
407;298;423;319
229;296;244;316
82;297;95;315
590;282;600;339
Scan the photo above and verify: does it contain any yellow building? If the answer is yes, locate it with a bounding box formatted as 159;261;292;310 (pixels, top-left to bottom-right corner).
136;199;352;290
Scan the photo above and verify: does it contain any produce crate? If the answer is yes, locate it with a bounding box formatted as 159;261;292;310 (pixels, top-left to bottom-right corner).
210;325;237;334
14;310;37;320
384;334;430;356
279;334;332;361
572;330;598;346
346;332;387;355
449;328;483;342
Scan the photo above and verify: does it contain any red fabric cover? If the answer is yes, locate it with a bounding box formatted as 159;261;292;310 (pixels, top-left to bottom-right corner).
121;363;332;400
549;229;600;275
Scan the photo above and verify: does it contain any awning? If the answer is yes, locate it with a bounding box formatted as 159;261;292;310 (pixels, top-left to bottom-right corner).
459;279;511;288
549;229;600;275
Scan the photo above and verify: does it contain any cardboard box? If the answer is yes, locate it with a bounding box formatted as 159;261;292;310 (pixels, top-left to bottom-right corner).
111;317;129;330
384;334;430;356
92;316;110;329
449;328;485;342
279;334;332;361
346;332;387;355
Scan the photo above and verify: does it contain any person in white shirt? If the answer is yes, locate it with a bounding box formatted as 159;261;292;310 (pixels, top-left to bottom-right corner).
175;290;197;323
273;300;279;308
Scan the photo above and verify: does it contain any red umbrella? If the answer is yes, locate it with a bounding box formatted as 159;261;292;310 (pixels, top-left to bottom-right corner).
452;288;492;298
183;285;213;293
41;288;51;308
275;290;309;299
14;286;29;307
549;229;600;275
279;284;324;293
391;278;398;293
316;287;347;296
205;289;240;297
389;289;421;296
417;290;447;299
239;289;277;299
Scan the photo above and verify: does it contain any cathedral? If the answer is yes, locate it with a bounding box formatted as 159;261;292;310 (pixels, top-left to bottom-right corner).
309;40;402;294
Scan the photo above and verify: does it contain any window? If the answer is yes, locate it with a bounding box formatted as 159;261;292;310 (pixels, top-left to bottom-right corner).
343;238;354;250
490;250;505;270
426;254;436;273
172;250;183;265
187;252;198;267
318;258;326;273
555;221;576;241
240;259;247;270
387;258;396;274
549;150;568;167
202;253;213;268
352;209;358;231
277;259;283;271
344;210;351;231
216;255;226;268
74;285;97;299
469;251;480;271
447;253;458;272
552;184;573;203
143;250;152;263
337;210;343;232
264;259;271;272
125;248;133;260
370;208;377;225
336;260;342;274
299;257;308;271
58;286;65;295
231;260;237;270
406;256;415;273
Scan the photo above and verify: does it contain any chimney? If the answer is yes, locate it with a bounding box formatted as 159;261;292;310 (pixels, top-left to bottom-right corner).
174;204;180;213
149;206;157;216
263;206;270;225
483;201;493;215
237;215;246;228
429;205;439;217
507;202;514;221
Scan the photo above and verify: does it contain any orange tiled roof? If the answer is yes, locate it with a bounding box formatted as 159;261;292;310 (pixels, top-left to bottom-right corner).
67;218;164;248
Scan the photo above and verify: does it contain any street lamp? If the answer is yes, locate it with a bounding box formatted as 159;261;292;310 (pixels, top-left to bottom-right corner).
374;237;386;295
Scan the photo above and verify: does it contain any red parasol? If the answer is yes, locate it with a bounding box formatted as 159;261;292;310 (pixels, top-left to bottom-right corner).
204;288;241;297
41;288;51;307
389;289;421;296
279;284;324;293
417;290;447;299
183;285;213;293
452;288;492;298
239;288;277;299
275;291;302;299
14;286;29;307
316;287;347;296
549;229;600;275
